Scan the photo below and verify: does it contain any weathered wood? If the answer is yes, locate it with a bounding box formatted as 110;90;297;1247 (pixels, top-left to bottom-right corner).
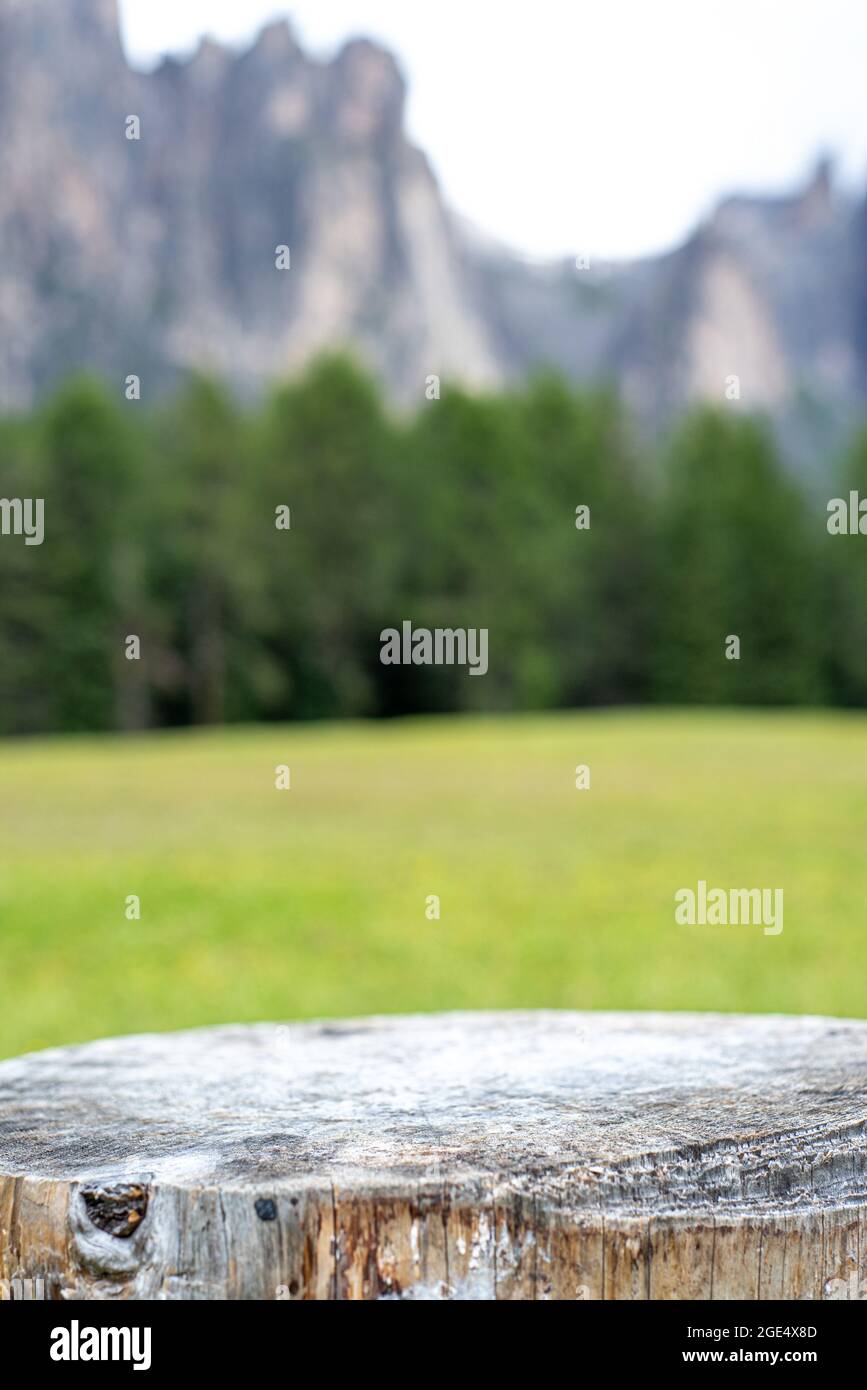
0;1011;865;1300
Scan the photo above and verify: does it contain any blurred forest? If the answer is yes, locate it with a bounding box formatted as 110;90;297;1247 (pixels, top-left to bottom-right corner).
1;355;866;736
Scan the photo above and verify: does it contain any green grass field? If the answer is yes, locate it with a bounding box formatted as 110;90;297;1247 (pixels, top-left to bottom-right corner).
1;709;865;1059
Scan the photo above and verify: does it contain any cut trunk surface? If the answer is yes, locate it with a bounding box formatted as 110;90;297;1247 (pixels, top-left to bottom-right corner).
1;1011;865;1300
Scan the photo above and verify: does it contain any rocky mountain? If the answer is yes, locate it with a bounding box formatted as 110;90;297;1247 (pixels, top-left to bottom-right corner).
1;0;865;468
481;155;863;471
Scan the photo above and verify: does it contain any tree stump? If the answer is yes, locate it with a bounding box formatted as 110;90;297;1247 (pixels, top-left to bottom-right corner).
1;1011;865;1300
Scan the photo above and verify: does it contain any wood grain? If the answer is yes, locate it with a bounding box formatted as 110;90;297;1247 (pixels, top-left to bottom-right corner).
1;1011;865;1299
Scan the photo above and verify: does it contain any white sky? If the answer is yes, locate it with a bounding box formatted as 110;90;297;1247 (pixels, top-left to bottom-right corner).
118;1;867;262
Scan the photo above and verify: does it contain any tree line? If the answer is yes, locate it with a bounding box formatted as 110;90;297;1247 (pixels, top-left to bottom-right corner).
0;354;866;736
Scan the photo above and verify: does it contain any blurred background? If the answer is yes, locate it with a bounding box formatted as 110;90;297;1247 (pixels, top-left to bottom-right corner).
1;0;866;1057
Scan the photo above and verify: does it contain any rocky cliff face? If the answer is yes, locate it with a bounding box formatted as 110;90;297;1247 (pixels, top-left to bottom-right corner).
0;0;864;464
0;0;500;404
473;153;863;468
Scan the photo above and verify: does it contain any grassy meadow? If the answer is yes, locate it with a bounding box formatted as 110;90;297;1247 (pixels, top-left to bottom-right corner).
0;708;865;1059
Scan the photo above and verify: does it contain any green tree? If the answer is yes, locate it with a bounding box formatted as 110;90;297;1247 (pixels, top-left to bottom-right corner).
256;356;401;720
37;378;141;732
654;409;824;705
826;428;867;704
149;376;255;725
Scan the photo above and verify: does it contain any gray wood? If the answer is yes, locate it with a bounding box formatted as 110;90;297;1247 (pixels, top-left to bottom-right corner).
1;1011;866;1300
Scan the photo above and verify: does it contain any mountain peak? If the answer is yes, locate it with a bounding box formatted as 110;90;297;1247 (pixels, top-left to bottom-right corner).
796;153;835;225
256;17;300;49
0;3;864;469
331;37;406;140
